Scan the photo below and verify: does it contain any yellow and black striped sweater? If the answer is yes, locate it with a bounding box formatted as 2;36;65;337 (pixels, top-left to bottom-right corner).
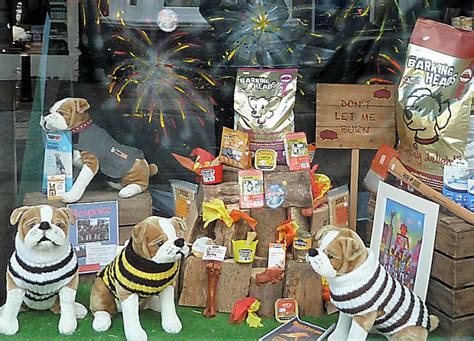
99;240;179;298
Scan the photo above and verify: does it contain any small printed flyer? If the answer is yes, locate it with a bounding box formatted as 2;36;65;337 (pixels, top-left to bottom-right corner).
67;201;119;274
259;317;332;341
42;131;73;194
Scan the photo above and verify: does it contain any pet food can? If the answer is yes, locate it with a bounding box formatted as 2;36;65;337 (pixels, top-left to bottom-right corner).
200;164;223;185
293;231;312;263
232;239;258;263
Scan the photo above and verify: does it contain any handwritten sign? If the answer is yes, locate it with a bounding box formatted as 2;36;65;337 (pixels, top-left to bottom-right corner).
315;84;395;149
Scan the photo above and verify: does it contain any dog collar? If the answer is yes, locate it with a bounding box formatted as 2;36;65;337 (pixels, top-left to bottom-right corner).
71;119;93;134
415;135;439;145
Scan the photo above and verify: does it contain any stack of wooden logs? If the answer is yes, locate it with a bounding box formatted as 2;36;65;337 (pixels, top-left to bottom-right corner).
427;213;474;338
178;165;329;317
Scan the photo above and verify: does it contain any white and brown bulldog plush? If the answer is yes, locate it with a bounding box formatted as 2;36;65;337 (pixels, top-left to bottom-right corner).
307;226;439;341
0;205;87;336
90;216;189;341
40;98;158;203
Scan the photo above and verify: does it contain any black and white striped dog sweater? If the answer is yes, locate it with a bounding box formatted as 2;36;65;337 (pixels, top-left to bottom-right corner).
328;248;431;336
8;244;78;310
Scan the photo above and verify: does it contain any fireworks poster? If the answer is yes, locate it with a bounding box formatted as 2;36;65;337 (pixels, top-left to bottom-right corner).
370;182;439;300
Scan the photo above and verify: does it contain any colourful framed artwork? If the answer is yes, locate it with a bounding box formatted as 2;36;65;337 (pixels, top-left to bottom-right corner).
370;182;439;300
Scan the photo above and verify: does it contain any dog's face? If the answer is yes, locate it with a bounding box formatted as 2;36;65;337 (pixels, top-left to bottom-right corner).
403;89;451;142
10;205;76;251
131;216;189;264
307;226;367;278
248;96;282;126
40;98;91;131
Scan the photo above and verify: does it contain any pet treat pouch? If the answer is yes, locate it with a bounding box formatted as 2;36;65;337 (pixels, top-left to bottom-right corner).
238;169;264;209
284;132;311;171
219;127;251;169
397;18;474;191
234;68;297;164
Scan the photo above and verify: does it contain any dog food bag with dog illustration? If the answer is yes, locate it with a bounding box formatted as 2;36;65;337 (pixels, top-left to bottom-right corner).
238;169;264;209
234;68;297;164
219;127;251;169
397;18;474;191
284;132;311;171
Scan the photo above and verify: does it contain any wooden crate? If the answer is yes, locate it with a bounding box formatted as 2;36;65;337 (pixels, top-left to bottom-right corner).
427;212;474;337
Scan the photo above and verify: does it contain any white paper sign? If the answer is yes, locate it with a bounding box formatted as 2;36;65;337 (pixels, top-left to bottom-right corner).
202;245;227;262
268;243;286;269
86;242;117;266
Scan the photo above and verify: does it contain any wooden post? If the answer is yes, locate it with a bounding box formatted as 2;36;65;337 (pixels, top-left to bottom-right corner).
350;149;359;231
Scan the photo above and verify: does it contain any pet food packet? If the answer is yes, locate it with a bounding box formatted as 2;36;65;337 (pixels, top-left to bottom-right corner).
396;18;474;191
234;68;297;164
219;127;251;169
284;132;311;171
42;131;73;194
327;185;349;228
442;165;469;207
238;169;264;209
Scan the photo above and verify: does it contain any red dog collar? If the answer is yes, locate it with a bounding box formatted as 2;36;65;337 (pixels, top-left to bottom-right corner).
71;119;93;134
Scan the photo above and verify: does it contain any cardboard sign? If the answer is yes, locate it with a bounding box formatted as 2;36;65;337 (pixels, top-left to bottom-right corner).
202;245;227;262
316;84;395;149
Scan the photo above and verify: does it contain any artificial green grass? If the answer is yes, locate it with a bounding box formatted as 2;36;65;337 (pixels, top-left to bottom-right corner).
0;284;468;340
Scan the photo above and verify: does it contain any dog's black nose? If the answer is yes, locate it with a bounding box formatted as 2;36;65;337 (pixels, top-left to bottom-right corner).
174;238;185;248
404;109;413;120
39;222;51;231
308;248;318;257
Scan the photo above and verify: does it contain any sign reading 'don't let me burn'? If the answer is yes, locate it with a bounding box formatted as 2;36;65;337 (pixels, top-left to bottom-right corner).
315;84;395;149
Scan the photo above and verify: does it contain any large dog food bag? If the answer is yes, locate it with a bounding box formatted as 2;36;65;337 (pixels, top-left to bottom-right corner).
396;18;474;191
234;68;297;164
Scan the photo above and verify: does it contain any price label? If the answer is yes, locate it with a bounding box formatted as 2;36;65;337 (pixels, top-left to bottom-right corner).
202;245;227;262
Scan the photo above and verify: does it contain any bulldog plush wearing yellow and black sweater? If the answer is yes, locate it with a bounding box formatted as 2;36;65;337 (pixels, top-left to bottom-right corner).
90;216;188;341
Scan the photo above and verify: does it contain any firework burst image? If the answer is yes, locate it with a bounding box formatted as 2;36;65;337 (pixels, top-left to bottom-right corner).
104;12;215;133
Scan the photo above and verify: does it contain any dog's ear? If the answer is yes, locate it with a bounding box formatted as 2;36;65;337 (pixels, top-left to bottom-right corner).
342;230;366;261
59;207;76;225
75;98;90;114
132;221;153;258
315;225;338;246
10;206;30;225
169;217;187;236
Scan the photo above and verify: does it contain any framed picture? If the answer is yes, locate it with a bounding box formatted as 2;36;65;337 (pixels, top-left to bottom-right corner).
370;182;439;300
67;201;119;274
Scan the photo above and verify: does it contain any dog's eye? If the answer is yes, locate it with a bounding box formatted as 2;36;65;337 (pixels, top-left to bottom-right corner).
326;253;334;260
157;240;164;247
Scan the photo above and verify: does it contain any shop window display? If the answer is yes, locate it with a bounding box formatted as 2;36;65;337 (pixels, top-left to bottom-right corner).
0;0;472;339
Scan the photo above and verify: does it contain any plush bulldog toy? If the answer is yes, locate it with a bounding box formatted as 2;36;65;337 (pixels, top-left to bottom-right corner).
90;216;189;341
0;205;87;336
40;98;158;203
307;226;438;341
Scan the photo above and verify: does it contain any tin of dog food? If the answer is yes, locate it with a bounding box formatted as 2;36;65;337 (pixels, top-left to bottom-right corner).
255;149;277;171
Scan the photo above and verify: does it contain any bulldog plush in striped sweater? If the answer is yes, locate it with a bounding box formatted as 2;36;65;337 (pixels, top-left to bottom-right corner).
0;205;87;336
307;226;438;341
90;216;189;341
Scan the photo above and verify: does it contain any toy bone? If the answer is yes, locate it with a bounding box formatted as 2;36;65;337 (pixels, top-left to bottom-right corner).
203;261;222;318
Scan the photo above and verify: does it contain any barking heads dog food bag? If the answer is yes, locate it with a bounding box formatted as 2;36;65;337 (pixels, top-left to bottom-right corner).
397;18;474;191
234;68;297;164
